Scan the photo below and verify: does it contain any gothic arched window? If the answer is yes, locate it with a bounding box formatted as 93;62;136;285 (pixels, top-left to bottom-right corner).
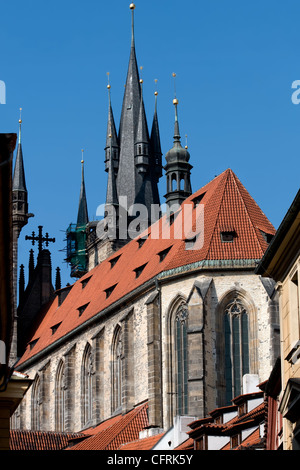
112;326;123;413
81;343;94;427
175;304;189;415
55;360;66;431
224;298;250;404
31;375;41;430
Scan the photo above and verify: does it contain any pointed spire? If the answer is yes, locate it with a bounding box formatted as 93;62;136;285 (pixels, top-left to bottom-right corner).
105;74;119;173
150;80;162;180
55;267;61;291
117;3;141;207
29;249;35;281
77;151;89;227
12;108;27;192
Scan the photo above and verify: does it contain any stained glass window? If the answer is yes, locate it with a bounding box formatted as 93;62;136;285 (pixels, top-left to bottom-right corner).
224;298;249;404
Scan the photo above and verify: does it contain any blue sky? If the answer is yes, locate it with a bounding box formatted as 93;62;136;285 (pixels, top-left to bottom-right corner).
1;0;299;288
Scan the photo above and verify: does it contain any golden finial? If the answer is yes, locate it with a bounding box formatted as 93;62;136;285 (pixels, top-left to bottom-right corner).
154;79;158;96
81;149;84;164
130;3;136;9
172;73;178;105
139;66;143;84
107;72;111;89
185;134;188;149
19;107;22;124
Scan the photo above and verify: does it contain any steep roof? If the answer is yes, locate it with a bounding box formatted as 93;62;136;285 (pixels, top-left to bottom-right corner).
16;168;275;367
67;402;149;450
76;160;89;226
10;430;84;451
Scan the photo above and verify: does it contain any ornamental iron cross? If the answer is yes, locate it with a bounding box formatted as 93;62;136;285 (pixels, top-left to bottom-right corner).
25;225;55;254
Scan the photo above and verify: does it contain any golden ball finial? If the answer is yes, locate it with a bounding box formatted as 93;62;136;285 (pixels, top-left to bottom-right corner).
107;84;111;89
130;3;135;10
173;98;179;105
154;91;158;96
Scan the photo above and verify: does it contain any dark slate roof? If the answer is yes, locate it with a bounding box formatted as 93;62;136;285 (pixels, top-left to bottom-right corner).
77;160;89;226
12;142;27;192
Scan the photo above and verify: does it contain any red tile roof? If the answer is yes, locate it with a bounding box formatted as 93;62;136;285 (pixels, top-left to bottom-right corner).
221;428;263;450
187;392;266;450
119;432;165;450
10;429;84;450
68;402;149;450
16;169;275;366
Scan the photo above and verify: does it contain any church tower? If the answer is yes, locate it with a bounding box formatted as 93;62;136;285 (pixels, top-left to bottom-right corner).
11;111;33;364
66;153;89;278
84;3;163;271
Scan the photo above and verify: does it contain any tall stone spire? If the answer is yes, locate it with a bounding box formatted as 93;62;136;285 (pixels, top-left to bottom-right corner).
77;151;89;227
150;84;163;182
12;117;27;193
117;3;142;209
105;75;119;176
12;109;29;231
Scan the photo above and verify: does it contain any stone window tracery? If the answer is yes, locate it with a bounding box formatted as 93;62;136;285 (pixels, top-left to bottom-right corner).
224;297;249;404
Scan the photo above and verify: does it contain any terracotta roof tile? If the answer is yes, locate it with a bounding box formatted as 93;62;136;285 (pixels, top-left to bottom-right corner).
16;169;275;366
69;402;149;450
119;432;165;450
10;430;84;450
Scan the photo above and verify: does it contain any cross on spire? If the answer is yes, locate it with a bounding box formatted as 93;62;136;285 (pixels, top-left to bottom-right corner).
25;225;55;254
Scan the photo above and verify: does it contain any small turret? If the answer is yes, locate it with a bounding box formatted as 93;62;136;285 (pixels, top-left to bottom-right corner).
164;78;192;208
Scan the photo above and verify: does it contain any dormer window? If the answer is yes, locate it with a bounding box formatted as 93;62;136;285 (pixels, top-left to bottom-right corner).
158;246;172;262
260;230;274;244
134;263;147;278
231;433;241;449
51;322;62;335
221;231;236;242
81;275;92;289
137;237;147;248
78;303;89;316
238;402;247;416
105;284;117;299
214;415;223;425
192;192;206;207
29;338;39;350
109;254;121;268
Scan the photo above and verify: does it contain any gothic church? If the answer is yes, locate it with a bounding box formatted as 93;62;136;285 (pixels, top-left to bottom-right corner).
12;4;280;445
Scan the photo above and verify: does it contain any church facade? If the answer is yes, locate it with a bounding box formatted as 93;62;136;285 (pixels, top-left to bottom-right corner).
13;4;280;440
